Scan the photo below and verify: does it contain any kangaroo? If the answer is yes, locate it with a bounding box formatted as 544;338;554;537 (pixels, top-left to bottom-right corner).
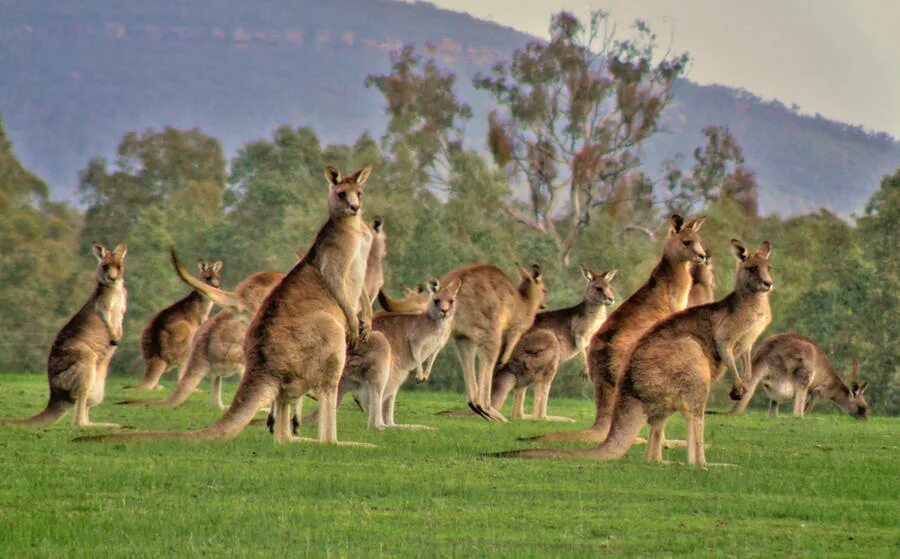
75;165;375;445
125;259;222;391
440;264;546;422
730;333;868;419
118;256;286;409
302;278;461;430
687;252;714;307
502;239;774;467
526;215;706;444
3;242;128;428
491;267;617;422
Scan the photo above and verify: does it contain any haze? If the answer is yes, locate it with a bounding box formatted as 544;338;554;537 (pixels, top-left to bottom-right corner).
426;0;900;138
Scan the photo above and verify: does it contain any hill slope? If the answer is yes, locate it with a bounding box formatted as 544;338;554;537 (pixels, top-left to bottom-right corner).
1;0;897;215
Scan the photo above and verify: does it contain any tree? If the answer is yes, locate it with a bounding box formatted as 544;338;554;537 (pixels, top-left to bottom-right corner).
475;11;689;264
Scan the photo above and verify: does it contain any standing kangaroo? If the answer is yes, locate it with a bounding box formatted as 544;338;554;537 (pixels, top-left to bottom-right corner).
502;239;774;467
118;257;286;409
687;253;715;307
3;242;128;428
126;259;222;391
491;267;617;422
730;333;869;419
526;215;706;444
303;278;462;430
75;165;375;445
441;263;546;422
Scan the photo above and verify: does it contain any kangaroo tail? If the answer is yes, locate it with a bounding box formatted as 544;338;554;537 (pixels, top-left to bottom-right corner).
75;378;278;443
171;247;248;313
118;354;210;408
376;289;423;313
493;392;646;460
1;398;72;425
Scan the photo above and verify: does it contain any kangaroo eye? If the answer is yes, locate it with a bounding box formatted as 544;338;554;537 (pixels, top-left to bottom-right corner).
747;266;758;273
338;191;347;200
683;240;692;247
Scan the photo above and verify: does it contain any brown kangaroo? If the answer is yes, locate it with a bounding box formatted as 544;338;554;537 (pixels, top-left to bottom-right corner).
75;165;375;445
526;215;706;444
2;242;128;428
687;252;715;307
303;278;461;430
441;263;546;422
118;256;286;409
502;239;774;467
491;267;617;422
730;333;869;419
126;259;222;391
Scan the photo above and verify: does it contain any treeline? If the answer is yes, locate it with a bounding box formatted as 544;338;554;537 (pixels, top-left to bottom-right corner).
1;12;897;413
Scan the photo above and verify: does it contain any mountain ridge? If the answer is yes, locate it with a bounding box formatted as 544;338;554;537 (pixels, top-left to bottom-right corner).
1;0;897;215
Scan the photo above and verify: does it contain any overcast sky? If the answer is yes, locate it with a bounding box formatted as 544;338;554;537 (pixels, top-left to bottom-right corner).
426;0;900;138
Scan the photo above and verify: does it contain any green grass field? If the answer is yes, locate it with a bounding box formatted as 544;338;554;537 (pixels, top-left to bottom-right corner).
0;373;896;558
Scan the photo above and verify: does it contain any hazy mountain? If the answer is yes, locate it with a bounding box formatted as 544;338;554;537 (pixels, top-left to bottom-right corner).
1;0;897;215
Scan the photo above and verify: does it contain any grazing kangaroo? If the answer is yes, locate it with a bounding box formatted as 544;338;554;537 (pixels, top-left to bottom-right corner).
491;267;617;422
441;264;546;422
2;242;128;428
526;215;706;444
75;165;376;445
687;253;714;307
303;278;461;429
118;257;286;409
730;333;868;419
126;259;222;391
502;239;774;467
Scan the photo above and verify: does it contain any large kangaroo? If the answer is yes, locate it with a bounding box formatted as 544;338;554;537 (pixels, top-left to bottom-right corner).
730;333;868;419
442;264;546;422
526;215;706;444
491;267;617;422
3;242;128;428
76;165;375;445
118;257;286;409
502;239;774;467
126;259;222;391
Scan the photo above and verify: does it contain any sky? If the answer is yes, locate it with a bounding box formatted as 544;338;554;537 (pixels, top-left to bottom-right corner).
426;0;900;138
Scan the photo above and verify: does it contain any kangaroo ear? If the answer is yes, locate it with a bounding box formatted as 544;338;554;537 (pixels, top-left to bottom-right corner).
515;263;530;281
757;241;772;258
372;217;384;233
350;165;373;186
686;216;706;232
668;214;685;235
731;239;749;261
857;381;868;395
113;244;128;259
580;265;594;281
603;269;618;282
445;278;463;298
197;259;206;273
530;264;543;282
212;261;223;273
324;165;343;188
92;241;108;261
427;278;441;294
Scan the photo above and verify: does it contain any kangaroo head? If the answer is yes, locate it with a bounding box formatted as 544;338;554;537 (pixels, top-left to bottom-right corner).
426;278;462;321
516;263;547;309
325;165;372;219
836;360;869;420
690;250;715;288
92;241;127;284
580;266;616;306
198;259;223;288
664;214;707;265
730;239;774;293
370;217;387;258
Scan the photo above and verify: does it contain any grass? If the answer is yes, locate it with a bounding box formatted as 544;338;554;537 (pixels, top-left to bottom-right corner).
0;373;897;558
